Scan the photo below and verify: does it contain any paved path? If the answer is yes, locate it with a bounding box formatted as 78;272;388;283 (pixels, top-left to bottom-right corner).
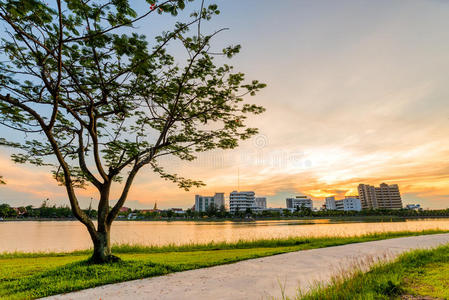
44;233;449;300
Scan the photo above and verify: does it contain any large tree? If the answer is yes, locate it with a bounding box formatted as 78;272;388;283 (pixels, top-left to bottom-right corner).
0;0;265;263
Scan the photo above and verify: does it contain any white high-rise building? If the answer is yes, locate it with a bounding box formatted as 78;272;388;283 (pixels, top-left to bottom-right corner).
195;193;225;212
325;196;361;211
229;191;255;213
286;196;313;210
338;197;362;211
325;197;337;210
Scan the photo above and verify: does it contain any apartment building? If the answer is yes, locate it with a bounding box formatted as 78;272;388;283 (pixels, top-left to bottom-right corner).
358;184;378;209
325;197;337;210
286;196;313;210
229;191;255;213
325;196;362;211
337;197;362;211
358;183;402;209
194;193;225;212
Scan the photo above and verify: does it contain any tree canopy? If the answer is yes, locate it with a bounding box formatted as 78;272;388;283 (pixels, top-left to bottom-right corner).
0;0;265;262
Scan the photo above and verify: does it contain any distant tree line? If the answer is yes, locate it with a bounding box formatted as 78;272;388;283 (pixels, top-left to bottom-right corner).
123;205;449;221
166;207;449;220
311;208;449;218
0;199;97;219
2;201;449;220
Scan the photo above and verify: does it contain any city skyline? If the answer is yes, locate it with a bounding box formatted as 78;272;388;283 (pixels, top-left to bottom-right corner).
1;0;449;209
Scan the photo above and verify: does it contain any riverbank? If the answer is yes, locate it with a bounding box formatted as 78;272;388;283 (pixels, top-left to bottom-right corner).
0;230;447;299
3;215;449;222
301;240;449;299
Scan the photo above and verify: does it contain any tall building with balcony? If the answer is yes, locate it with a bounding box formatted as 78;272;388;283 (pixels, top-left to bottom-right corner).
375;183;402;209
195;193;225;212
358;184;378;209
286;196;313;210
229;191;255;213
358;183;402;209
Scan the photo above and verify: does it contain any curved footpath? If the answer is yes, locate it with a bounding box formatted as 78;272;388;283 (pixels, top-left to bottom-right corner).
44;233;449;300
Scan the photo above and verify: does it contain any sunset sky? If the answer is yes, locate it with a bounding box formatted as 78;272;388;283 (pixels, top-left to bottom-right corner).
1;0;449;209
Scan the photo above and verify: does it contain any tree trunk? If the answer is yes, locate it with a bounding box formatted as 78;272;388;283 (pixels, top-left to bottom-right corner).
89;227;120;263
87;182;120;264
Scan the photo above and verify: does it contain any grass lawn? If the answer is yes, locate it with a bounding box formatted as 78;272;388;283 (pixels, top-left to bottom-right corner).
0;230;447;299
299;236;449;299
403;256;449;299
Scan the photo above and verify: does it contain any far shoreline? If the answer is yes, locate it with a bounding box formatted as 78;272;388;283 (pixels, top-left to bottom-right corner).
2;215;449;223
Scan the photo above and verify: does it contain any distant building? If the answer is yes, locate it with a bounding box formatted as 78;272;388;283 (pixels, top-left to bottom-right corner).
358;183;402;209
139;202;161;214
325;197;337;210
195;193;225;212
254;197;267;209
229;191;255;213
375;183;402;209
119;207;130;213
170;208;186;214
214;193;225;208
406;204;421;211
325;196;361;211
358;184;378;209
251;197;267;213
286;196;313;211
337;197;362;211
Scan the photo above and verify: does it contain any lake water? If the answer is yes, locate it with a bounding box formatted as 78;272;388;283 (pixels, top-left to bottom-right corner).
1;219;449;253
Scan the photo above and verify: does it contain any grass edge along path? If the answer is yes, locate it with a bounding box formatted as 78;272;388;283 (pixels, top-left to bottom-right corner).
0;230;447;299
298;235;449;300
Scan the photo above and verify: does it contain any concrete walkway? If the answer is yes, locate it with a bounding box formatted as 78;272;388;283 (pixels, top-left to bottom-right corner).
44;233;449;300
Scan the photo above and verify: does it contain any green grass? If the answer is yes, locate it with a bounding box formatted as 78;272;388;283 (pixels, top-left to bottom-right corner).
299;236;449;299
0;230;447;299
403;257;449;298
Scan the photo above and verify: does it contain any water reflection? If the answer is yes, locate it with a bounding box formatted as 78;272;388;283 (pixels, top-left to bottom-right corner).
1;219;448;253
